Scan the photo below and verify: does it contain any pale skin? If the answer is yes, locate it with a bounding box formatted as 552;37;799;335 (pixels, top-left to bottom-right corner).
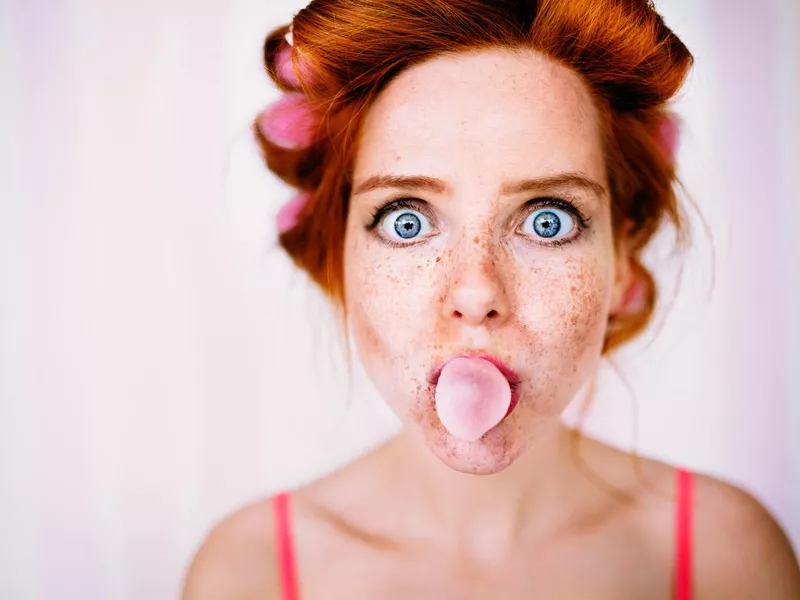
182;49;800;599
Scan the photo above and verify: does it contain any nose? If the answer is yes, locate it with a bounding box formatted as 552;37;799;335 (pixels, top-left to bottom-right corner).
442;245;511;328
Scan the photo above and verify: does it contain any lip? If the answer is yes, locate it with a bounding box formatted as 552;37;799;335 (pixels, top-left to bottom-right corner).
427;352;522;387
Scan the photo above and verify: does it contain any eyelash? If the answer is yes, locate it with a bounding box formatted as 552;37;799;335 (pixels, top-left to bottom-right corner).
366;198;434;248
365;197;591;247
520;197;591;247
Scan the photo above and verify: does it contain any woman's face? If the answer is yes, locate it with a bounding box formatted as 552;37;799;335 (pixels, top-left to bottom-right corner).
344;49;630;474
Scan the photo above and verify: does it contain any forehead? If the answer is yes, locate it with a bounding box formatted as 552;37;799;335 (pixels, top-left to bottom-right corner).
354;49;605;187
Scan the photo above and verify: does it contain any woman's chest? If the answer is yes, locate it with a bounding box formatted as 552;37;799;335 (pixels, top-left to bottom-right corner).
295;528;673;600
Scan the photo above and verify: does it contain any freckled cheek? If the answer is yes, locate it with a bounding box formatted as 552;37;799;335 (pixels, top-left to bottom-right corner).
512;261;611;363
344;238;438;374
504;263;609;418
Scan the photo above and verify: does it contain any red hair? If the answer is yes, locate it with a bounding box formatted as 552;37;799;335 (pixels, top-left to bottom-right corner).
254;0;693;353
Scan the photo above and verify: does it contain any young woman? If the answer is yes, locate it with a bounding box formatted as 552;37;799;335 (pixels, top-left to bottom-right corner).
183;0;800;598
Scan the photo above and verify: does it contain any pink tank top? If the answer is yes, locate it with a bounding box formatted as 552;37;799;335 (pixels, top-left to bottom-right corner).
273;468;694;600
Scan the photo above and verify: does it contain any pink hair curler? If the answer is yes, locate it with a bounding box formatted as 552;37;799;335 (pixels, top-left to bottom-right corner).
276;191;311;233
256;92;320;150
621;277;646;313
275;45;302;88
657;114;681;164
275;24;317;89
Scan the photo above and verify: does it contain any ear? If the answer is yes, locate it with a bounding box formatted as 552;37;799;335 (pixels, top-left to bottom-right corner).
609;220;638;317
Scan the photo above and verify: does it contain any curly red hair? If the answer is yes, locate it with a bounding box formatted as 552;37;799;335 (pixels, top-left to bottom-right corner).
254;0;693;353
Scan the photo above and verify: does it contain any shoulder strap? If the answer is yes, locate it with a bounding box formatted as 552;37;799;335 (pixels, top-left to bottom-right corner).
273;493;300;600
674;468;694;600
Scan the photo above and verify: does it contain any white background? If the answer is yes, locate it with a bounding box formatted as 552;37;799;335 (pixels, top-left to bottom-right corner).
1;0;798;598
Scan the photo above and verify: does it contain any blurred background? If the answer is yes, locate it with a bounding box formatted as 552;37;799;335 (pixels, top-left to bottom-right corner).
1;0;798;598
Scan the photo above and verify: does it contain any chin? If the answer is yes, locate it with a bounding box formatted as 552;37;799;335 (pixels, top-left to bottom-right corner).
414;413;528;475
399;383;544;475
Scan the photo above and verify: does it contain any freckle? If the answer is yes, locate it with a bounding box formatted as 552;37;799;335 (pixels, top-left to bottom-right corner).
473;236;479;244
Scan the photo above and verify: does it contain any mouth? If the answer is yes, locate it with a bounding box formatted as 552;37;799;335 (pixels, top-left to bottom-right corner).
427;352;523;417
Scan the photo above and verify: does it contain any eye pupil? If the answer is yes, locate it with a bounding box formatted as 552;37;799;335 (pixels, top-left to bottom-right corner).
533;211;561;238
394;212;422;239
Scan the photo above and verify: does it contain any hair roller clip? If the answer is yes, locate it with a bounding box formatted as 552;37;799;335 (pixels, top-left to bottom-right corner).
256;92;320;150
285;23;294;47
276;191;311;233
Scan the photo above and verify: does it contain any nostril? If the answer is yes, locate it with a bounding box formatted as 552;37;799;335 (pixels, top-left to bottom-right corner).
452;309;499;321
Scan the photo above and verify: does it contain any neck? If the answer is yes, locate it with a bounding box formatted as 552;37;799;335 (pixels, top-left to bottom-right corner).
383;422;581;560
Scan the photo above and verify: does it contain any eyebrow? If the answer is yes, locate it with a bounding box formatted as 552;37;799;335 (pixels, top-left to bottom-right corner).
352;174;448;196
352;172;608;199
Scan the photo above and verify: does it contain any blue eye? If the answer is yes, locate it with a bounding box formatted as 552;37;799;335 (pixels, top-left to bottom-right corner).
381;208;433;241
523;207;574;240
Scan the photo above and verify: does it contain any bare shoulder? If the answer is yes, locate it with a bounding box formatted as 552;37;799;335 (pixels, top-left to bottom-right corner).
574;436;800;597
181;498;281;600
179;458;372;600
690;473;800;599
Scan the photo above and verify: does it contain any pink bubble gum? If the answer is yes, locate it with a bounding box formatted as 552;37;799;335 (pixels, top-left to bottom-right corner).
434;357;511;442
276;191;310;233
257;93;319;150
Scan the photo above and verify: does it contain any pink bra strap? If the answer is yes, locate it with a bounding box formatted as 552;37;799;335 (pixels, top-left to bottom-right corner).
674;468;694;600
273;493;299;600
